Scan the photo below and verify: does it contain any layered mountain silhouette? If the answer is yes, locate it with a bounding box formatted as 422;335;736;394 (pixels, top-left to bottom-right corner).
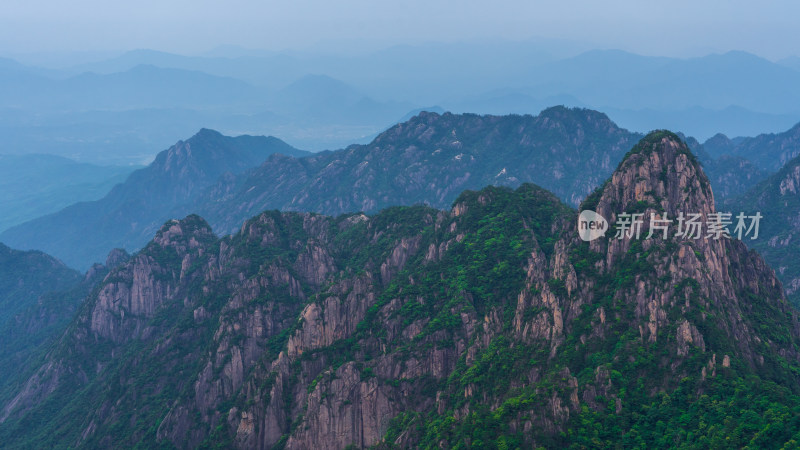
0;129;308;269
2;64;262;110
197;107;642;233
1;132;799;448
730;152;800;306
5;45;800;165
0;154;136;233
271;74;414;125
4;106;788;271
701;122;800;171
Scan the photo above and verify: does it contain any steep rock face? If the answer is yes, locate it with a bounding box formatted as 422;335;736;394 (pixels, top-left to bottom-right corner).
89;218;215;342
103;247;130;269
592;134;719;272
3;132;800;448
585;132;793;367
285;361;395;450
287;273;377;358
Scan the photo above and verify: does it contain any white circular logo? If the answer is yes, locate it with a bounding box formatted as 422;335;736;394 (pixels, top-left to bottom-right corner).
578;210;608;242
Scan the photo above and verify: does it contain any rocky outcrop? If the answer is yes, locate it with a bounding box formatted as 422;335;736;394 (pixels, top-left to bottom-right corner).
287;273;376;358
89;217;214;342
285;362;395;449
3;132;799;449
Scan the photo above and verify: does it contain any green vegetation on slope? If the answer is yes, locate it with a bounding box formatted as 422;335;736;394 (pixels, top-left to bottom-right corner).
1;172;798;448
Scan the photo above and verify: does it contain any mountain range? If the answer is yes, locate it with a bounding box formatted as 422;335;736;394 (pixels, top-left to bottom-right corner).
2;106;785;272
4;44;800;164
0;129;309;269
729;153;800;307
701;122;800;171
1;132;798;448
196;107;641;233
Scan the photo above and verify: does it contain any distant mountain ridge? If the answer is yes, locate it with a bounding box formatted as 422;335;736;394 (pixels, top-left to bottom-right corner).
0;130;308;269
3;106;788;271
197;107;642;234
2;64;263;110
196;106;779;235
0;154;136;233
0;243;80;324
683;136;769;201
5;46;800;163
729;152;800;306
701;122;800;171
2;132;799;447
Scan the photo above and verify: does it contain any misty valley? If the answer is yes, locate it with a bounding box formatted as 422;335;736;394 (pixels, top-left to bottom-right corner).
2;10;800;448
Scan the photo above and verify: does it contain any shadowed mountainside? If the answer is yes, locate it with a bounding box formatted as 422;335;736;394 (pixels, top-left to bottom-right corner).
0;129;308;270
2;132;798;448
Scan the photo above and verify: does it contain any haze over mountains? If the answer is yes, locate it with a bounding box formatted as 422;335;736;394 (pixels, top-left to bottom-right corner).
5;106;795;272
0;130;308;270
0;154;137;233
5;0;800;446
2;132;799;448
2;84;800;448
3;43;800;164
730;153;800;307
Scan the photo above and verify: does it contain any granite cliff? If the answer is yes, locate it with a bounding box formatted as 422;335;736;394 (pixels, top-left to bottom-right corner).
2;132;799;448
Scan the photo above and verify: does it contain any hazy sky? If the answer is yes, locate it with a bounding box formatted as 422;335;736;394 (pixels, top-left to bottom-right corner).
1;0;798;59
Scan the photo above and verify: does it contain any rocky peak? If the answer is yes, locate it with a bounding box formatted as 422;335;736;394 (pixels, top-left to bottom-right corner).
587;132;719;265
151;129;230;177
535;105;619;132
104;248;130;269
6;129;800;448
579;131;798;369
413;110;441;121
4;165;800;447
591;130;714;223
83;248;131;282
152;215;215;250
702;132;735;157
585;132;723;278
